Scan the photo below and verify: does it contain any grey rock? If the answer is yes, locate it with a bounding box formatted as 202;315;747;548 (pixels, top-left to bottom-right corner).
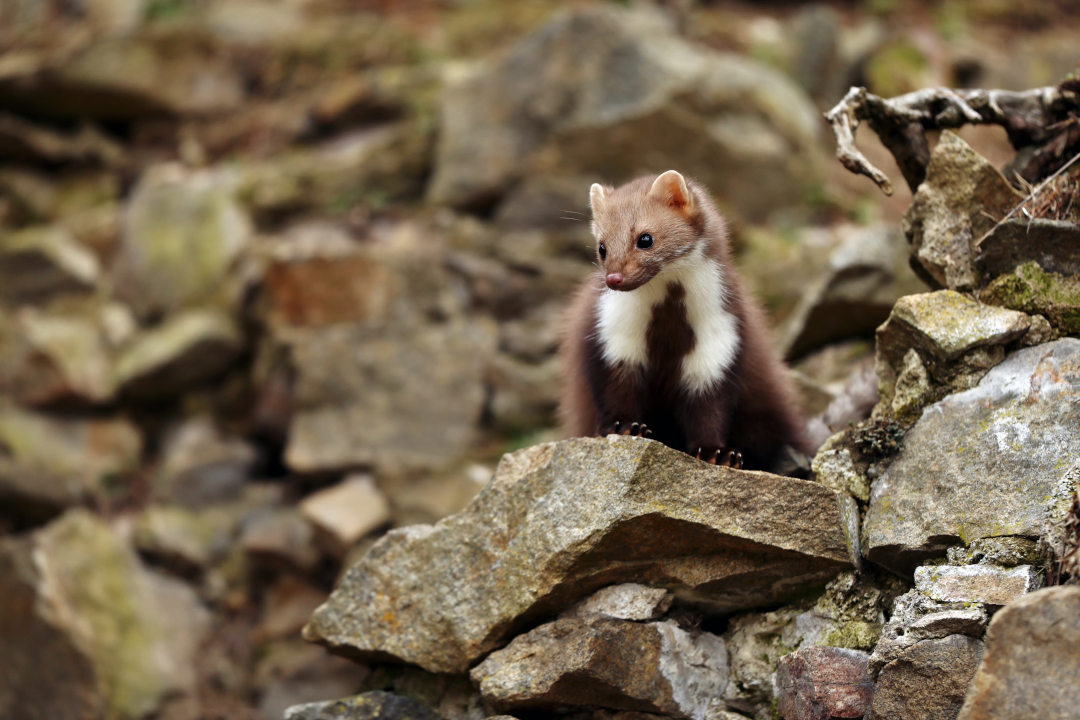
300;475;391;557
0;510;211;720
285;691;442;720
0;225;100;305
0;404;141;523
864;339;1080;575
902;131;1024;291
132;504;239;574
254;641;371;720
154;415;257;507
782;224;923;360
868;590;988;679
304;436;860;673
956;586;1080;720
776;646;873;720
114;163;250;321
866;634;983;720
914;564;1041;606
487;353;561;432
284;319;496;475
428;6;823;221
975;218;1080;280
471;616;728;720
946;536;1040;567
114;309;243;399
811;434;870;503
561;583;674;622
242;508;322;574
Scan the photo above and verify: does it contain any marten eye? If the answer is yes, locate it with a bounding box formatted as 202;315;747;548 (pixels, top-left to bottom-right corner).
598;243;606;261
636;233;654;249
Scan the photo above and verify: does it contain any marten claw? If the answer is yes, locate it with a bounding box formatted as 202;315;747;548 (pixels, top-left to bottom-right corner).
608;421;651;438
696;447;743;469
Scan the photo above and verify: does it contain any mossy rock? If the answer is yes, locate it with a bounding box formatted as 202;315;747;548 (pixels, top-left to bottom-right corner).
980;261;1080;336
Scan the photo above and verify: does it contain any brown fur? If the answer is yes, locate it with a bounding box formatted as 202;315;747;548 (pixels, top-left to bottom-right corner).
558;172;808;472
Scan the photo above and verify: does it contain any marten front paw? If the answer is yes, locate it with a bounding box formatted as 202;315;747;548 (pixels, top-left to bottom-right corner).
695;447;743;469
604;421;653;438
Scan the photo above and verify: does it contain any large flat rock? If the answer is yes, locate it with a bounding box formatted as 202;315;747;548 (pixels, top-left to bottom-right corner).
304;436;860;673
956;586;1080;720
864;339;1080;575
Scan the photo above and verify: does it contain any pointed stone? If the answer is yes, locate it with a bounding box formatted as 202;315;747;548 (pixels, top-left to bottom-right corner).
304;436;860;673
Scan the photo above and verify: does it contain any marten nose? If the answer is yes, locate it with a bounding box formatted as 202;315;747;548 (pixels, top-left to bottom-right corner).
605;273;625;289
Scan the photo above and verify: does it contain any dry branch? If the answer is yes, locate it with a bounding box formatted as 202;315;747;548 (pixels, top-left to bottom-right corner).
826;83;1080;195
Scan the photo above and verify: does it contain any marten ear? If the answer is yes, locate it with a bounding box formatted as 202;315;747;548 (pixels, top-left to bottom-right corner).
648;170;694;214
589;183;606;212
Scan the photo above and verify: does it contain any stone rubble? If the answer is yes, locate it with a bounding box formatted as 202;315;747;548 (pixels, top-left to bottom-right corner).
776;646;874;720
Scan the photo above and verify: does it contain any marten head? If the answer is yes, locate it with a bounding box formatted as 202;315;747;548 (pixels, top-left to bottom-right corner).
589;170;709;292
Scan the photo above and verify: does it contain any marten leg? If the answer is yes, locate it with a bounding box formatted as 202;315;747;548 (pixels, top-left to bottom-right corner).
592;363;648;437
678;382;743;468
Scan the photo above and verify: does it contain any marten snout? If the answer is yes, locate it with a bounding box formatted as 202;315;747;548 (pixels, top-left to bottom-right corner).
605;272;625;289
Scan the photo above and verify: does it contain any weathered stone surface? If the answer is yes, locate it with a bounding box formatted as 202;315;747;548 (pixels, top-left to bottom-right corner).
864;339;1080;575
300;475;391;556
782;224;923;360
114;163;250;321
0;404;141;522
868;590;988;679
114;310;243;399
304;436;860;673
284;319;496;474
876;291;1030;370
980;260;1080;336
976;218;1080;280
811;433;869;502
255;641;371;720
866;634;983;720
0;225;100;305
242;508;321;573
429;6;824;221
0;510;210;720
914;564;1041;606
132;504;238;575
956;586;1080;720
902;131;1024;291
777;646;873;720
561;583;674;622
285;691;442;720
471;616;727;720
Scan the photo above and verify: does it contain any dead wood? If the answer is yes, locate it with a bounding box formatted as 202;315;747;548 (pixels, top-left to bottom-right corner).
826;83;1080;195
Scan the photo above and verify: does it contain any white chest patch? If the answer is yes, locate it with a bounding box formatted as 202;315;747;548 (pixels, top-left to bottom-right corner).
596;252;740;395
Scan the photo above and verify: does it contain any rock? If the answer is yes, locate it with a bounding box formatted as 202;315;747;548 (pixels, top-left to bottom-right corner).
255;641;371;720
304;436;860;673
471;616;728;720
242;508;321;574
0;37;244;121
255;577;329;643
980;260;1080;336
902;132;1024;291
868;589;988;680
0;225;100;305
946;536;1040;567
113;309;243;399
0;306;117;406
487;352;561;431
782;224;923;360
876;291;1030;375
0;510;211;720
299;475;391;557
132;504;238;575
956;586;1080;720
284;319;496;474
284;691;443;720
382;463;492;528
864;339;1080;575
0;404;141;523
114;163;251;321
811;434;870;503
154;415;258;507
428;6;824;221
975;218;1080;280
866;634;983;720
263;252;396;330
914;565;1041;606
240;123;431;216
776;646;874;720
561;583;674;622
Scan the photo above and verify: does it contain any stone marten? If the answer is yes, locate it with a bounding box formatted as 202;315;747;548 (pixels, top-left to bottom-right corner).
558;171;808;471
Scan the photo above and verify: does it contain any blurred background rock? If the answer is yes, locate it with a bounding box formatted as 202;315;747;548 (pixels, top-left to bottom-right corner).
0;0;1075;718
